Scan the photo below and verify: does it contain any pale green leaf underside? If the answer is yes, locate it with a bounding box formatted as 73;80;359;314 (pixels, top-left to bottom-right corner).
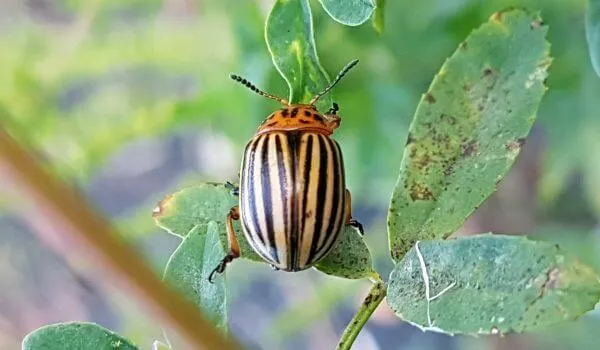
22;322;138;350
265;0;332;110
586;0;600;77
163;223;227;331
315;226;376;279
318;0;375;26
387;9;551;261
153;183;374;280
153;182;262;261
387;234;600;335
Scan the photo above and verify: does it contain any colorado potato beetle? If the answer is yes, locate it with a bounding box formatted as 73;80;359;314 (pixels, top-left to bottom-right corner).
209;60;363;282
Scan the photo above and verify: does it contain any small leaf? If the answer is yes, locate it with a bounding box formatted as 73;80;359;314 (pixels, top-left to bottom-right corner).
163;223;228;331
387;234;600;335
586;0;600;77
372;0;385;34
22;322;138;350
265;0;333;109
318;0;375;26
153;183;261;262
387;9;551;261
315;226;376;279
154;183;374;280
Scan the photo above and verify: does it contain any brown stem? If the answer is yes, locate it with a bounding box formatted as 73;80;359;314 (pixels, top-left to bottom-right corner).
0;129;238;349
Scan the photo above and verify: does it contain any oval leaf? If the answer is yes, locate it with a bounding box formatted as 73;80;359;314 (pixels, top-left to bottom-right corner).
22;322;138;350
387;234;600;335
265;0;333;109
586;0;600;77
387;9;551;261
154;183;373;280
163;223;228;331
315;226;376;279
318;0;375;26
153;182;261;262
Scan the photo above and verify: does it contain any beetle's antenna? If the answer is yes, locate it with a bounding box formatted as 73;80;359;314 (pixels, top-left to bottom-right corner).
310;59;359;105
230;74;289;105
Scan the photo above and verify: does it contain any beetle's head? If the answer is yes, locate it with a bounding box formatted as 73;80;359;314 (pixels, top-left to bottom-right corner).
230;60;357;135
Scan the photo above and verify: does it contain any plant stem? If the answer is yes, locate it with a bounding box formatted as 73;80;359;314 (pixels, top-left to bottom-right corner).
336;277;387;350
0;129;238;349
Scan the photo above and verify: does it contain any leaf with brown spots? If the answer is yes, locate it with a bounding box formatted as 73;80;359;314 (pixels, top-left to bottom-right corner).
387;234;600;335
387;9;551;261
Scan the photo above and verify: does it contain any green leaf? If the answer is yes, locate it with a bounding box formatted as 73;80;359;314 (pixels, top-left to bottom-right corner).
22;322;138;350
318;0;375;26
265;0;333;109
586;0;600;77
153;182;373;280
387;9;551;261
163;223;228;331
153;182;262;262
372;0;385;34
387;234;600;335
315;226;377;279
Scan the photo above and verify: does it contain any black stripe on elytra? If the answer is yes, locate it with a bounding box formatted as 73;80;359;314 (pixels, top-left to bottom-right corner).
261;135;278;263
246;138;266;247
333;140;346;238
325;138;341;244
287;131;300;269
275;134;289;266
317;139;345;261
309;134;329;261
300;134;314;266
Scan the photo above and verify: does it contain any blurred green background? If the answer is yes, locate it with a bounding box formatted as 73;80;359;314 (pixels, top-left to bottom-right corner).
1;0;600;349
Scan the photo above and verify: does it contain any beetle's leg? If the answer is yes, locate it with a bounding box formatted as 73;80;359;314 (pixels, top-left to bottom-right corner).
344;189;364;235
208;206;241;283
269;264;280;271
327;102;340;115
225;181;239;197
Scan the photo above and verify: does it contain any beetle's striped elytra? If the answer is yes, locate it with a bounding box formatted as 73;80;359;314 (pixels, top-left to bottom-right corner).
209;60;363;282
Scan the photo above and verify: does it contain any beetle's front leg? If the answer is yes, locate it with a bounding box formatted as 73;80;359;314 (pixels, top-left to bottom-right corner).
208;206;241;283
344;189;364;235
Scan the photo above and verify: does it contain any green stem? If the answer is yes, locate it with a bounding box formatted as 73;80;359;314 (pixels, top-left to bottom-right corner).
336;277;387;350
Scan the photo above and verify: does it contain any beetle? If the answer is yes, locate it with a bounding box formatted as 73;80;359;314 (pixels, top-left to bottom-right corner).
209;59;363;282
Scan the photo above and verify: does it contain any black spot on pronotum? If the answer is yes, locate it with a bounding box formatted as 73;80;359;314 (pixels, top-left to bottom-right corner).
290;108;298;118
299;119;310;124
303;110;311;117
313;114;324;122
281;109;289;118
424;93;436;104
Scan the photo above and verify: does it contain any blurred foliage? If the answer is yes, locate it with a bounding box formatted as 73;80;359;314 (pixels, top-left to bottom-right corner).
2;0;600;349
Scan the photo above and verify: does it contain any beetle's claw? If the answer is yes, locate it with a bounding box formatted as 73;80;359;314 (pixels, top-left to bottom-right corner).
348;219;364;235
327;102;340;115
208;254;235;283
225;181;239;197
269;264;280;271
